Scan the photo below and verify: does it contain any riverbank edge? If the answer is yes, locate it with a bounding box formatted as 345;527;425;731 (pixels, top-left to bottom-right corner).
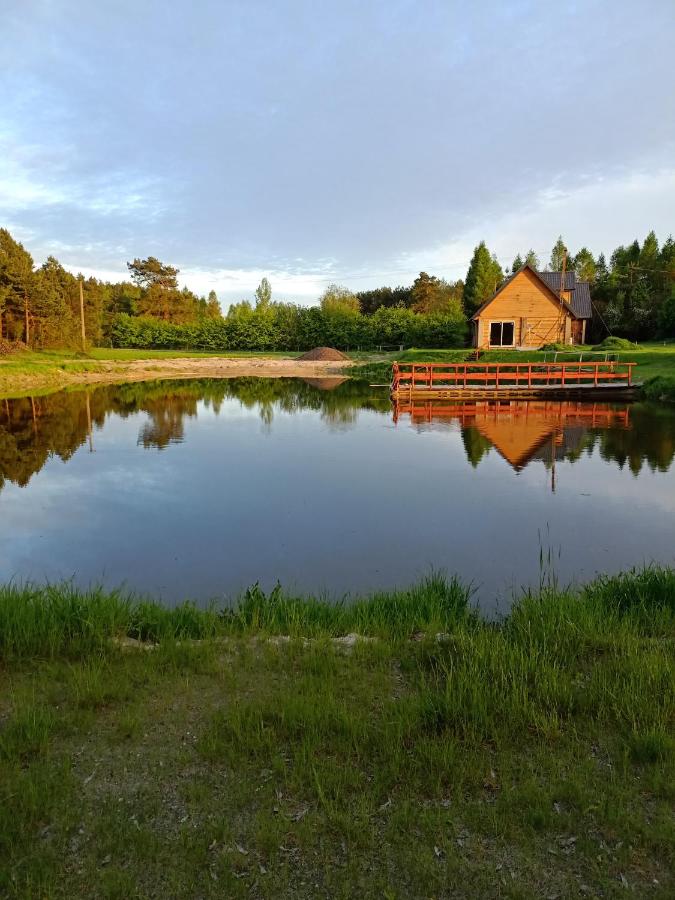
3;565;674;655
0;355;355;399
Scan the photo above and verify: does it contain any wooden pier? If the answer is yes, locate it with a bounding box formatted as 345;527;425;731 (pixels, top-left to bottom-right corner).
391;361;640;400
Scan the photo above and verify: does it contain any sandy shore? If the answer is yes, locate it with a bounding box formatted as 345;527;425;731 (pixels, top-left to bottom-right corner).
1;355;356;397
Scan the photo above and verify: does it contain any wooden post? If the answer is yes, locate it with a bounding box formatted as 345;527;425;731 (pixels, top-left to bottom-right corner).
79;277;87;351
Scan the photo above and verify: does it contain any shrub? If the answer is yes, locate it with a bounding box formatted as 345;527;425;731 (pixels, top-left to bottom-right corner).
642;375;675;404
592;336;636;351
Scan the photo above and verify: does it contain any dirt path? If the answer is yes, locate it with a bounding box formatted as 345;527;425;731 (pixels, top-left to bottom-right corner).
1;356;356;397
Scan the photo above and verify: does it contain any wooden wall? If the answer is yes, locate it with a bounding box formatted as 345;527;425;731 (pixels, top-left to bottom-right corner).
473;270;575;349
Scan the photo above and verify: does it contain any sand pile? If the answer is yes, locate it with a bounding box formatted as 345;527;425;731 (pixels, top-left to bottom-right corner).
296;347;350;362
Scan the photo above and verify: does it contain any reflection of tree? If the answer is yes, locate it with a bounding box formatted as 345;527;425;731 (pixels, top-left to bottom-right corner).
137;394;198;449
6;381;672;496
0;378;391;492
461;427;492;468
589;405;675;475
0;392;101;491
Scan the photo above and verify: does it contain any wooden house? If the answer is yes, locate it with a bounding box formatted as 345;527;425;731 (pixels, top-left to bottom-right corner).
471;265;592;349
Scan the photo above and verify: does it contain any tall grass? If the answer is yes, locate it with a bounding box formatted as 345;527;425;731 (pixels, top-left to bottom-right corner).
1;565;673;660
0;582;220;658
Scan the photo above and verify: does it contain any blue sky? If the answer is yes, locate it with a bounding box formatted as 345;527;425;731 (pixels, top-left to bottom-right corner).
1;0;674;304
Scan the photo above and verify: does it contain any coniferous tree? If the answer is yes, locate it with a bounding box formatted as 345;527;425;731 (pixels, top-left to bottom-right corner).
127;257;179;290
464;242;503;316
0;228;35;343
549;236;570;271
511;254;523;274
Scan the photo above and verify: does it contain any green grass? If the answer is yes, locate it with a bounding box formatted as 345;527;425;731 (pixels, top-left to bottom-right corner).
1;568;673;897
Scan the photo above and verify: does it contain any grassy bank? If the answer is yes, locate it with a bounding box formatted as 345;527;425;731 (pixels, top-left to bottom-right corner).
1;569;673;898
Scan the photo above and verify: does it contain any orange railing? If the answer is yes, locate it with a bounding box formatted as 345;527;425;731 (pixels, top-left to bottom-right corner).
391;361;636;392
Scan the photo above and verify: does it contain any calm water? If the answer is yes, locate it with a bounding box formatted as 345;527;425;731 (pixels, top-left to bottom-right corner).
1;377;674;611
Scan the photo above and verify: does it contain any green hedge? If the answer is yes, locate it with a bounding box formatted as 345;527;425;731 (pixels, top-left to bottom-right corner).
111;306;468;352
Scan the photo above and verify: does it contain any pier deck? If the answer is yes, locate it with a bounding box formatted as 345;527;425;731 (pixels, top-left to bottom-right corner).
390;361;640;401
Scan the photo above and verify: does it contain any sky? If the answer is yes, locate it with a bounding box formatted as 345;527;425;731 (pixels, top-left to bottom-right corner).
1;0;674;306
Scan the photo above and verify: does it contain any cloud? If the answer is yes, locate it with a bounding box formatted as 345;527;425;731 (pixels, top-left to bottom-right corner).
1;0;674;298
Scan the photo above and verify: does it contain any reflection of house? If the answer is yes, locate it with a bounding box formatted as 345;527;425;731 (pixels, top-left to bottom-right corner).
471;265;592;349
393;399;629;471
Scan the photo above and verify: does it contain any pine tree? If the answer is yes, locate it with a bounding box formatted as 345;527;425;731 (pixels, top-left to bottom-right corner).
0;228;35;342
511;254;523;274
464;242;503;316
549;236;570;271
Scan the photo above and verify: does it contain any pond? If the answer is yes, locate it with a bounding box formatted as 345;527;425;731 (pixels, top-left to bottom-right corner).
1;377;674;612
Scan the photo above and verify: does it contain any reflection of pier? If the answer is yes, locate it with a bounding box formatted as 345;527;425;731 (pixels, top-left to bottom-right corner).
393;399;631;486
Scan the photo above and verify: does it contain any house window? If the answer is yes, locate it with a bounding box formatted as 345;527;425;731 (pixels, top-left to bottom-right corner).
489;321;515;347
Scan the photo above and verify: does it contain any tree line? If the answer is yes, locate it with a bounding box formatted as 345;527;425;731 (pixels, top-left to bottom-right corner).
1;226;673;350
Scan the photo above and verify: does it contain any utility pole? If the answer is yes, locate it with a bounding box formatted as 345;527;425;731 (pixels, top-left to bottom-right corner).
79;276;87;351
557;251;567;343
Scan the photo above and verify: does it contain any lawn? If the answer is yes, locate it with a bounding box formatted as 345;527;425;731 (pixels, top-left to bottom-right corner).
1;569;673;898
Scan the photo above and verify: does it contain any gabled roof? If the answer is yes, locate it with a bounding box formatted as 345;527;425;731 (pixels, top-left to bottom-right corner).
471;264;591;320
538;271;592;318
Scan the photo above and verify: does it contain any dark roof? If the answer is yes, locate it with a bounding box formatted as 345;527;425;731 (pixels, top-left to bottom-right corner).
539;271;592;319
471;265;592;320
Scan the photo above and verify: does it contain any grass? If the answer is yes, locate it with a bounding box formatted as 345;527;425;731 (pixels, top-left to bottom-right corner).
1;567;673;897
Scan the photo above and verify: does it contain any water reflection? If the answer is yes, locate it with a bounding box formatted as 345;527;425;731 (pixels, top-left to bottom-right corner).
0;379;390;491
1;378;674;605
2;381;675;495
393;399;637;491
